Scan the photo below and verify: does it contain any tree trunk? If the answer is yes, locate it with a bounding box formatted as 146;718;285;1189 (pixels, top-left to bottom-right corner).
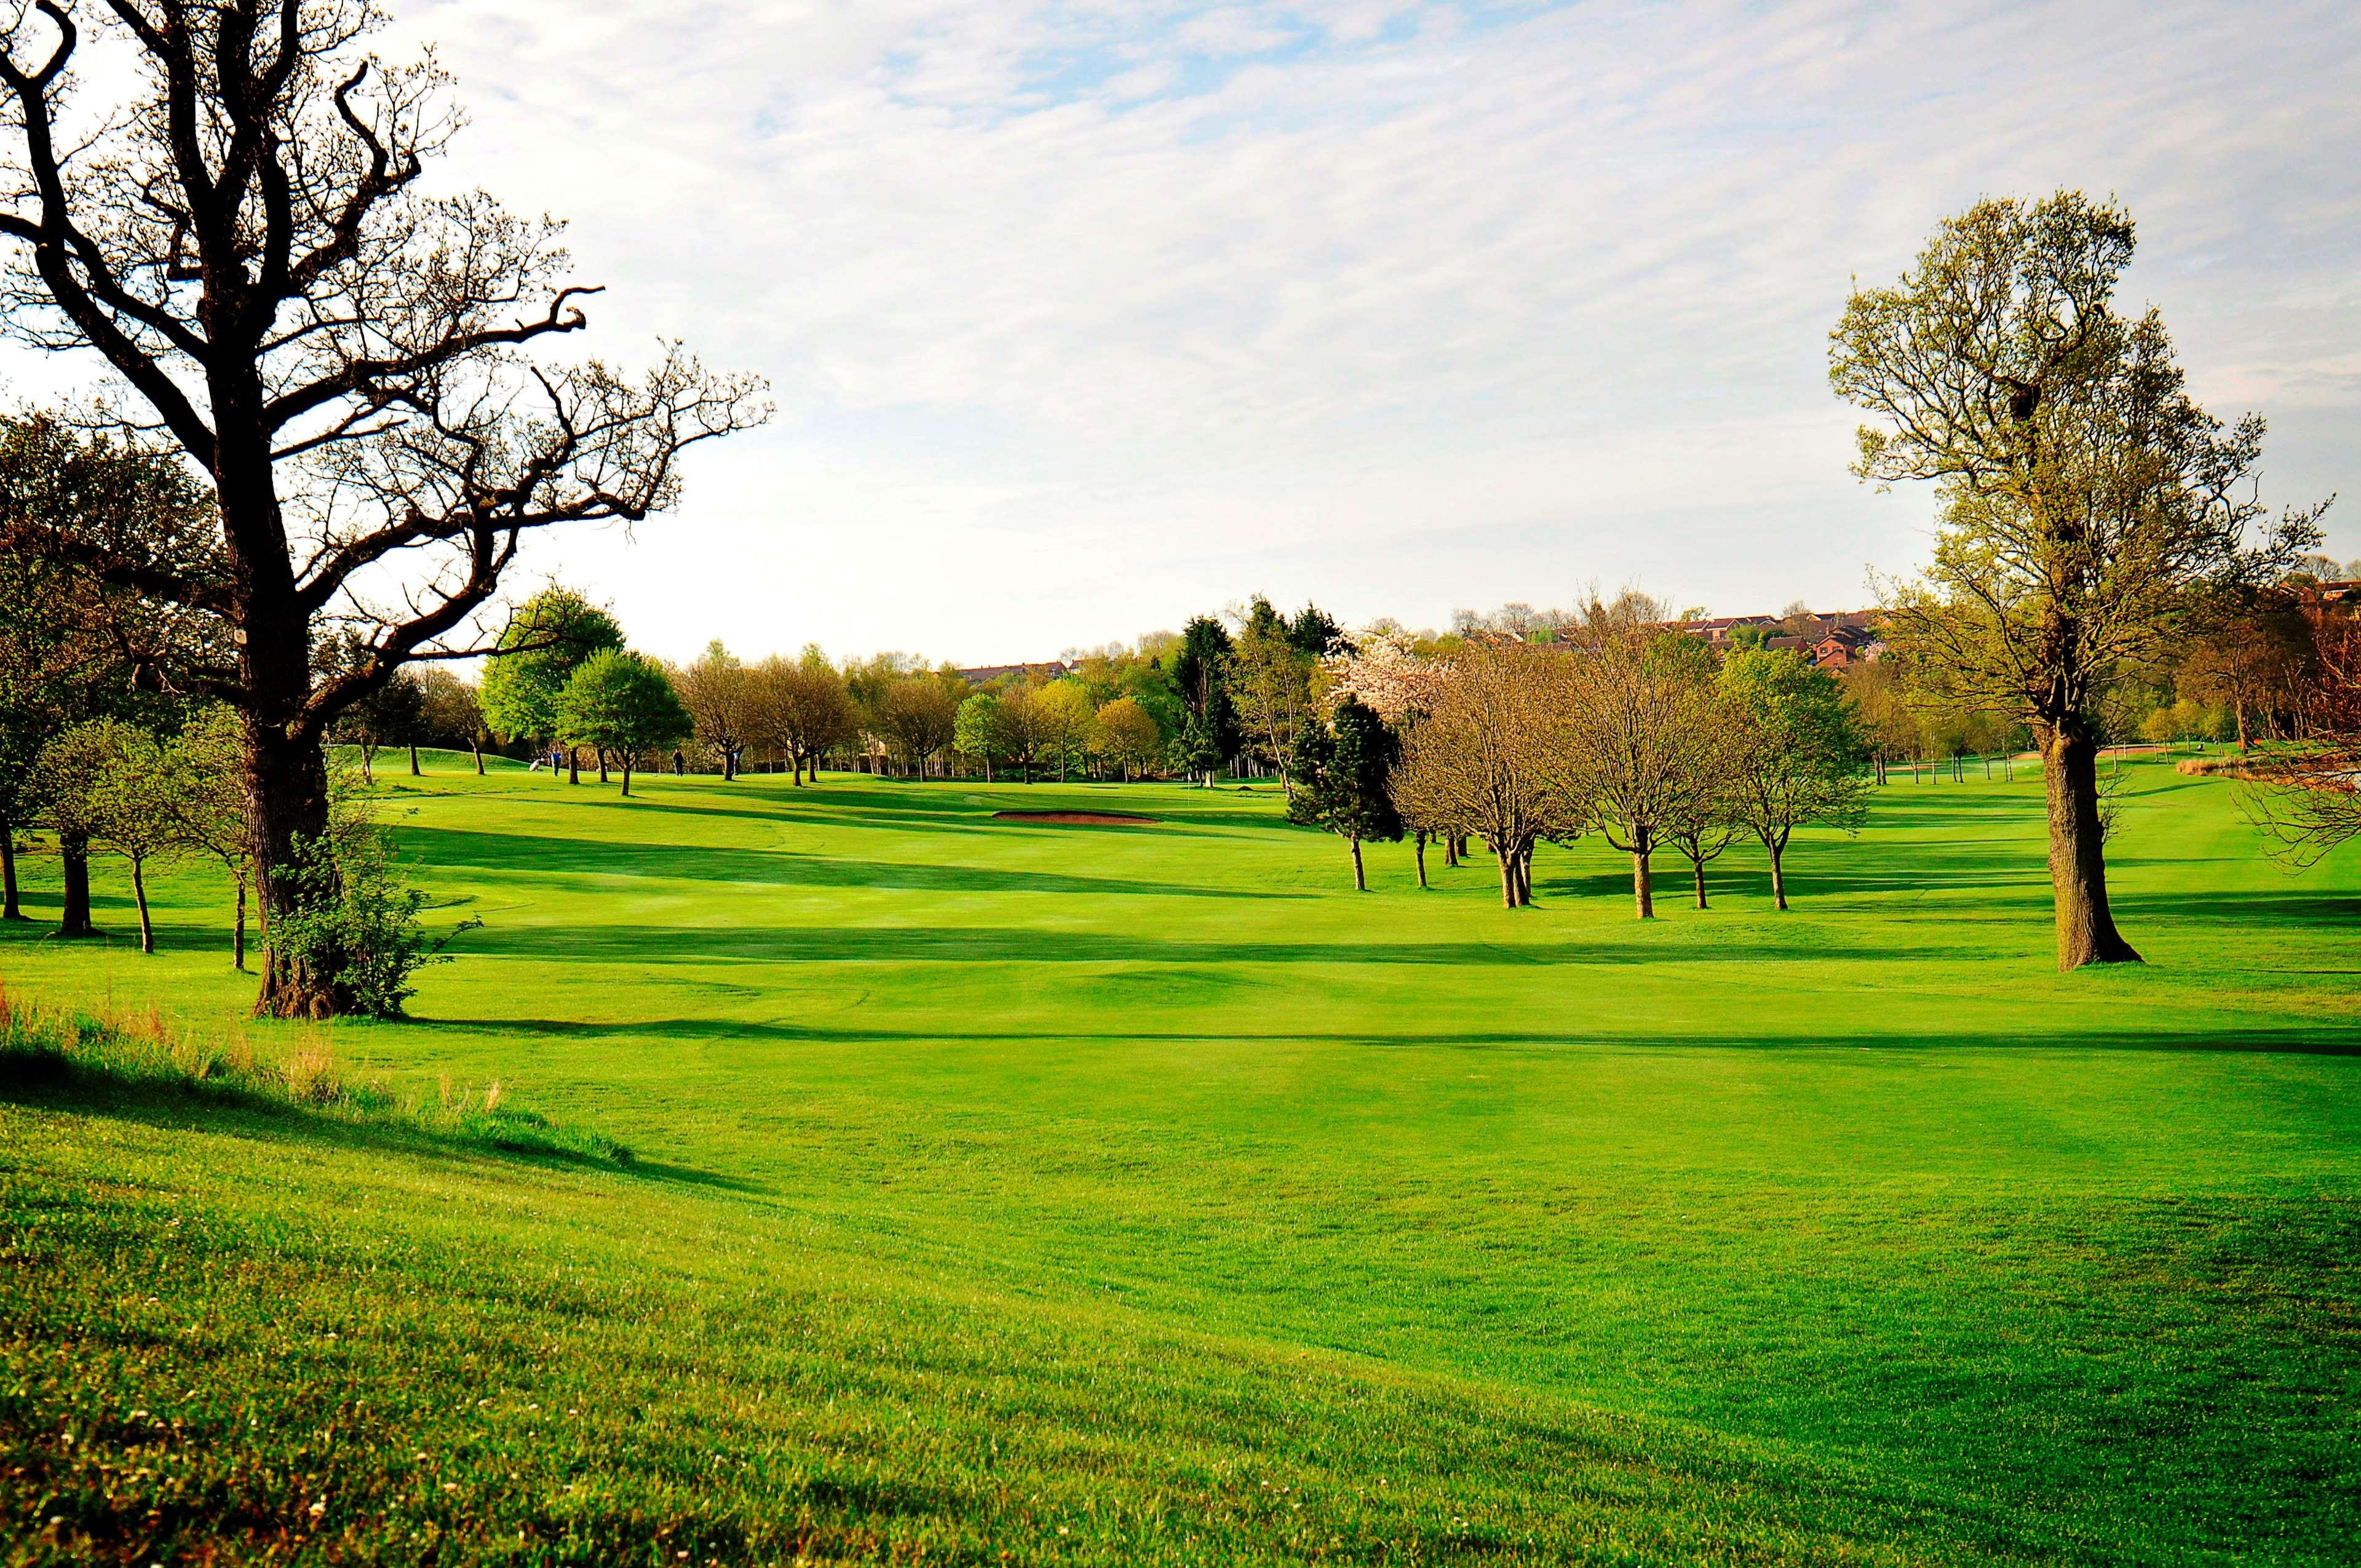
2042;723;2141;969
1692;853;1708;909
1;809;21;921
2234;697;2250;754
597;748;610;783
409;743;421;776
621;758;633;798
1514;841;1533;906
470;738;485;775
130;857;154;954
1496;844;1518;908
1631;828;1654;920
1442;833;1458;869
233;876;248;972
248;721;353;1018
57;831;95;937
568;746;581;785
1767;833;1788;912
357;746;374;785
1415;831;1429;889
1350;836;1366;892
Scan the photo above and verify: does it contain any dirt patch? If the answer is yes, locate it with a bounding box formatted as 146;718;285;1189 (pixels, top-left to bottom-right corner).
991;809;1163;827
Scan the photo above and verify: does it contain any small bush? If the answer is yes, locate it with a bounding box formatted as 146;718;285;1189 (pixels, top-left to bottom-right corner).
266;829;478;1019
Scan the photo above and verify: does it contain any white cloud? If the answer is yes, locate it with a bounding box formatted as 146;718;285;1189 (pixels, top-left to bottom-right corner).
31;1;2361;660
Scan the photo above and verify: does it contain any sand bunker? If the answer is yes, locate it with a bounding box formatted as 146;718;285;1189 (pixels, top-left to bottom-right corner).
992;809;1163;827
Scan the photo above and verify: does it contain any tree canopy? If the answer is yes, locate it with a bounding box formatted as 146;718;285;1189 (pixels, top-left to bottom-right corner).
1832;190;2325;968
554;651;692;798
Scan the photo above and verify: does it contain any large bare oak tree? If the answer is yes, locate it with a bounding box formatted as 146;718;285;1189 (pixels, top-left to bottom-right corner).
1831;192;2322;970
0;1;766;1014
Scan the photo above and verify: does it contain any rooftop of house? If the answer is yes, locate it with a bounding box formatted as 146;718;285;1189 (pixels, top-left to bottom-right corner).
955;660;1072;686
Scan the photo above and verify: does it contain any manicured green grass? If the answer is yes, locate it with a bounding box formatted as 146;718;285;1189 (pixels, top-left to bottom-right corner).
3;753;2356;1563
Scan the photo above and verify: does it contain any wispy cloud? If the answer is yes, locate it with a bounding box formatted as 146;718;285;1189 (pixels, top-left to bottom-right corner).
97;4;2361;656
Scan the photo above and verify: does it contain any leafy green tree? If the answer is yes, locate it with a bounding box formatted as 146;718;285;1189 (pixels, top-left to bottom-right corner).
1832;191;2323;968
328;659;427;785
1032;681;1098;783
479;588;625;785
1094;697;1161;782
1287;697;1404;891
267;828;471;1021
34;719;179;952
953;692;1007;780
554;651;692;798
1230;599;1317;787
415;669;491;776
1720;649;1870;910
0;418;217;922
167;705;259;970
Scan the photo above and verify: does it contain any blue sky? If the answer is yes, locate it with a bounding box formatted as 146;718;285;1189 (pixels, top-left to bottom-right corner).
42;2;2361;663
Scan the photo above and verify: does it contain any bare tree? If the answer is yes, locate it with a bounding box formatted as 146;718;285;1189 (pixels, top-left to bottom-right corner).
412;663;484;774
2243;603;2361;866
1552;604;1721;920
749;651;855;784
675;639;752;778
1389;641;1568;908
877;675;958;778
0;2;767;1014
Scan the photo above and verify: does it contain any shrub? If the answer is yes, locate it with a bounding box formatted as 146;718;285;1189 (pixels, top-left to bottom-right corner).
265;828;476;1020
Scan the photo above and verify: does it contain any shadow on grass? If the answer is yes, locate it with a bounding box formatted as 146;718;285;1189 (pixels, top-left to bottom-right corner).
407;1013;2361;1056
394;825;1285;899
445;922;1964;967
0;1050;761;1193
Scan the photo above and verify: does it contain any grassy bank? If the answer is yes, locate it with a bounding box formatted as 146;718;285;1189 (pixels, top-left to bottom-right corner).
2;752;2356;1562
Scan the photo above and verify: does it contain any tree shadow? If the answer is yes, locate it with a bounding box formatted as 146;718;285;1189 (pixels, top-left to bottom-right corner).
392;825;1285;900
445;922;1962;968
0;1057;757;1192
406;1013;2361;1056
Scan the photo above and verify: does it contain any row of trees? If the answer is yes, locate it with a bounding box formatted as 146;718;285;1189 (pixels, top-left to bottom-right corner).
1290;601;1865;910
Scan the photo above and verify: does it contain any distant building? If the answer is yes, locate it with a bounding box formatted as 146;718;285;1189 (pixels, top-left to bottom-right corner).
1669;608;1886;666
955;660;1071;687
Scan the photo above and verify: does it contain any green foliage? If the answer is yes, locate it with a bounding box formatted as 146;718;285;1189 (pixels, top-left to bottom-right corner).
553;650;694;781
1718;649;1870;900
1030;679;1098;781
478;587;625;745
1831;191;2323;732
327;658;427;778
266;831;464;1020
1167;615;1239;771
1287;696;1404;856
1093;695;1161;776
953;692;1006;772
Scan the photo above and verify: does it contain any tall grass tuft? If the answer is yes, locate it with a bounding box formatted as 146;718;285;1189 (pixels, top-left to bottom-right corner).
0;981;630;1167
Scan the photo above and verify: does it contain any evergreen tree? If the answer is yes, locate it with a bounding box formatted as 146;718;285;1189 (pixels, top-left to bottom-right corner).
1287;697;1404;890
1168;616;1238;785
